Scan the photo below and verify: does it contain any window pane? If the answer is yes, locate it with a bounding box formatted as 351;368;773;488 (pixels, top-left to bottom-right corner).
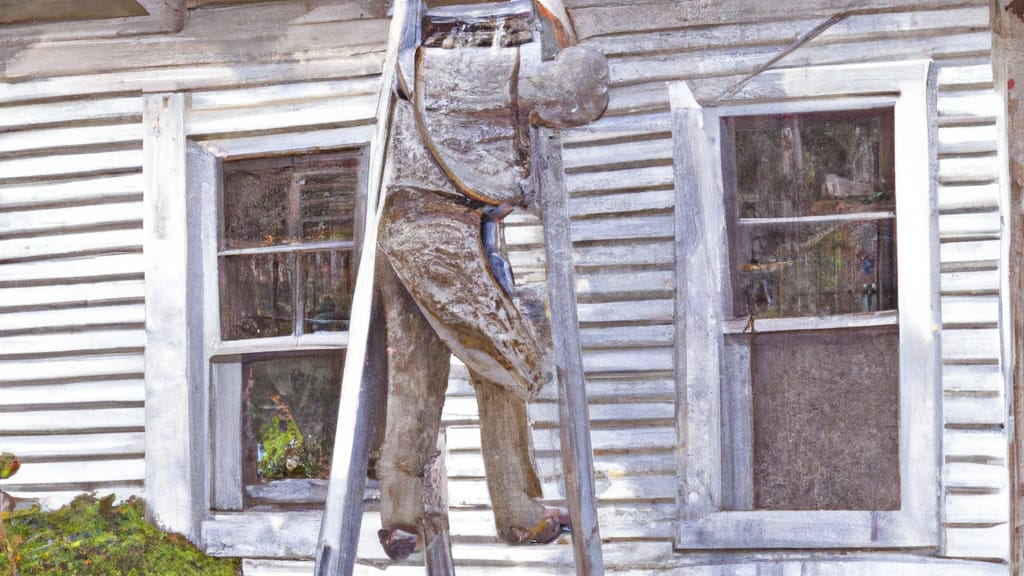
747;326;900;511
301;250;355;333
223;168;292;249
223;152;362;250
732;109;895;220
298;170;358;242
242;353;344;486
220;253;294;340
731;219;896;318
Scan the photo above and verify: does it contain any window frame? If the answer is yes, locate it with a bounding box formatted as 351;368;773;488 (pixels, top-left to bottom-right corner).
670;61;941;550
142;89;377;551
200;147;369;511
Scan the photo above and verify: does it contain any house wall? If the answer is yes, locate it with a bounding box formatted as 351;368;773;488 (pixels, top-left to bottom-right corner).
0;0;387;510
0;0;1012;574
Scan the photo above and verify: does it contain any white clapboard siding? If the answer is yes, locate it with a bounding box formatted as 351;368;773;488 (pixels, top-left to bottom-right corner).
944;429;1008;461
938;183;1001;213
0;228;143;263
941;239;1001;265
3;11;387;82
566;164;674;194
0;354;144;386
938;90;1001;121
0;253;145;284
0;407;144;435
0;201;142;236
0;95;148;506
942;269;1000;296
0;150;143;182
0;304;145;333
201;124;376;158
0;279;145;311
0;123;143;156
0;174;144;210
0;97;142;131
945;525;1011;561
576;269;675;300
2;458;145;488
185;93;378;136
941;295;1000;326
939;155;1001;184
569;189;675;218
0;55;387;104
938;124;1000;155
946;462;1009;491
0;432;145;461
944;394;1006;427
942;329;1002;363
562;137;673;172
0;329;145;360
943;364;1004;393
0;379;145;407
190;76;380;110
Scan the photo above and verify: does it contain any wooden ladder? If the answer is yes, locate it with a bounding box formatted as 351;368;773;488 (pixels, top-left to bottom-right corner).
313;3;604;574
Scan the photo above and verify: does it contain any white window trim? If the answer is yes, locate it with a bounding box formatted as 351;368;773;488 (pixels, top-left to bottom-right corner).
200;146;368;510
143;91;375;553
670;61;942;550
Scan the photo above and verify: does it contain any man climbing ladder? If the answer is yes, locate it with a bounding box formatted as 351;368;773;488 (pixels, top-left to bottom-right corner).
315;0;609;572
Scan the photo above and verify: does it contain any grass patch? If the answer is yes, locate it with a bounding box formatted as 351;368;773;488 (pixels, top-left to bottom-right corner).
1;494;240;576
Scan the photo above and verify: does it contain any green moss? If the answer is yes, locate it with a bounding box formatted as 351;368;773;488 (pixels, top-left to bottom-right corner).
258;414;305;479
0;495;240;576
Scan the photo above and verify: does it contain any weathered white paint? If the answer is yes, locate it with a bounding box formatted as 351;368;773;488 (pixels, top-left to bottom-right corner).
0;201;142;235
142;92;205;540
0;55;386;104
0;432;145;459
0;97;141;130
0;174;143;209
0;304;145;333
0;379;144;407
0;355;144;384
0;123;142;155
0;150;143;181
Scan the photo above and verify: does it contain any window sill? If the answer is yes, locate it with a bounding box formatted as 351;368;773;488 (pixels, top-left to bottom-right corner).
721;309;898;334
210;333;350;360
676;509;937;551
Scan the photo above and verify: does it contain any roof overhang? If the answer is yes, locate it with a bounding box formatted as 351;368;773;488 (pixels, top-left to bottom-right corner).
0;0;185;45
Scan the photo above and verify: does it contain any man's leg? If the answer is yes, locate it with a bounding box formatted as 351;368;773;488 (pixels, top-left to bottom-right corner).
378;187;560;546
375;255;452;560
471;370;566;544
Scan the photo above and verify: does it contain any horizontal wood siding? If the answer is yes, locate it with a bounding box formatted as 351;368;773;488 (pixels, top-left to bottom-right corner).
0;93;147;507
935;61;1011;563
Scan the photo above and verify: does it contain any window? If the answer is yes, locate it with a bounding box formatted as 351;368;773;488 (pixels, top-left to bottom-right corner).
722;109;900;513
208;151;366;511
142;89;378;550
671;61;940;549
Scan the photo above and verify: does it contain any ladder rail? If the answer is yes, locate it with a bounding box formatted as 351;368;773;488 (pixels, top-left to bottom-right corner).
534;126;605;576
314;0;411;571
